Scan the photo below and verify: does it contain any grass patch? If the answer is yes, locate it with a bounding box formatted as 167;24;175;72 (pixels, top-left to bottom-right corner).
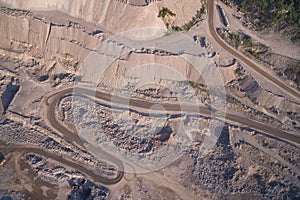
158;7;176;18
228;32;241;48
159;5;206;32
189;81;207;91
241;35;253;47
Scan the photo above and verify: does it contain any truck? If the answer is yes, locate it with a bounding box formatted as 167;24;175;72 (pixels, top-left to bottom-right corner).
216;5;230;27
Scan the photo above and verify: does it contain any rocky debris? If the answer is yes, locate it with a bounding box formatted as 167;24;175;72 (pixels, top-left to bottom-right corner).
0;191;23;200
117;0;160;7
0;72;19;114
238;75;260;97
26;154;43;165
154;125;172;142
194;36;211;49
187;126;300;199
68;96;173;154
59;95;205;155
221;63;300;132
135;48;177;56
68;178;109;200
237;74;300;130
0;152;4;165
0;81;19;113
239;35;300;89
0;117;118;179
52;73;76;87
252;133;300;171
25;153;110;200
102;68;203;104
226;94;290;132
261;53;300;89
190;126;237;193
134;86;178;101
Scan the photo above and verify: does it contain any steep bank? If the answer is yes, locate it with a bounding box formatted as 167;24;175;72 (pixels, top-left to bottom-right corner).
0;0;166;33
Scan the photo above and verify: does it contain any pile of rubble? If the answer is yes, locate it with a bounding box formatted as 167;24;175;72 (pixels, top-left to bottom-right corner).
26;153;110;200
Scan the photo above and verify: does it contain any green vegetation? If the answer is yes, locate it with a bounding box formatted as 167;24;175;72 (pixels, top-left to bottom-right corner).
158;5;206;32
158;7;176;29
228;32;240;48
241;35;253;47
226;32;253;48
142;93;151;97
188;81;207;91
245;49;260;59
234;67;244;76
224;0;300;43
158;7;176;18
171;25;183;31
165;22;170;28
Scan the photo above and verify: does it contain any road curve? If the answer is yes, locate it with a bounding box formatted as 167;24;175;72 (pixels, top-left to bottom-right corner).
46;89;125;185
0;145;123;185
207;0;300;100
47;87;300;151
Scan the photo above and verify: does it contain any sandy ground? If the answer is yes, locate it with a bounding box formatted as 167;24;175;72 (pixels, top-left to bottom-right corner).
10;69;52;116
186;19;235;66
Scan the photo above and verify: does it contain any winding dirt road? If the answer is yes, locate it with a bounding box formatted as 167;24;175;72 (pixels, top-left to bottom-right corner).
0;144;123;185
47;87;300;148
46;88;125;185
41;85;300;187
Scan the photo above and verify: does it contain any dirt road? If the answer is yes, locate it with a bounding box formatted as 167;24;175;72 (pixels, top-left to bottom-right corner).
207;0;300;101
47;87;300;149
0;145;123;185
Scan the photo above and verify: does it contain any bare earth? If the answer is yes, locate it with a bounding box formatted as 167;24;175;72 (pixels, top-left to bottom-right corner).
0;0;299;199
